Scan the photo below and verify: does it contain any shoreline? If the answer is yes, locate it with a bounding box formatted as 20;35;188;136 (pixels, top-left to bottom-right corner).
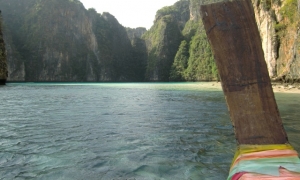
6;81;300;94
272;83;300;94
208;81;300;94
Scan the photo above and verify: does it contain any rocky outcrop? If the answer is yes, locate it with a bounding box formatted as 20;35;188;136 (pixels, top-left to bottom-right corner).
252;1;279;78
0;12;7;84
252;0;300;82
126;27;147;41
276;24;300;82
125;27;148;81
1;0;299;82
142;0;190;81
0;0;144;82
5;36;25;82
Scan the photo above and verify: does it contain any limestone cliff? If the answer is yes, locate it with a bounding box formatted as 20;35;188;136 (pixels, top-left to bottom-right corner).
188;0;299;81
252;0;300;82
0;12;8;84
142;0;190;81
1;0;299;82
126;27;147;41
126;27;148;80
252;0;279;78
0;0;144;82
179;0;219;81
276;25;300;82
187;0;300;81
3;33;25;81
275;0;300;82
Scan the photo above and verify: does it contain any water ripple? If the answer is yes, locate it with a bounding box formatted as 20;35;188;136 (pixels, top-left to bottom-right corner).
0;83;299;179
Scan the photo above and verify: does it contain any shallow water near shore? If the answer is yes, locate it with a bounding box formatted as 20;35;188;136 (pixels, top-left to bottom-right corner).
0;82;299;180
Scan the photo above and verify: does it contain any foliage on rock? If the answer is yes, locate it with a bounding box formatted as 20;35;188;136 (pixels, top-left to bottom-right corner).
0;0;299;82
0;0;147;81
0;13;8;80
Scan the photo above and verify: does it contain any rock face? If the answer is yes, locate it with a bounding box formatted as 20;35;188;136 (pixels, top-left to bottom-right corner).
126;27;148;80
0;0;299;82
0;12;7;84
277;28;300;82
126;27;147;41
0;0;145;82
252;2;278;78
252;0;300;82
142;0;190;81
143;0;300;82
275;5;300;83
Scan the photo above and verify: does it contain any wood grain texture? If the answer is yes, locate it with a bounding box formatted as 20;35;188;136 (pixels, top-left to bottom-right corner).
200;0;288;144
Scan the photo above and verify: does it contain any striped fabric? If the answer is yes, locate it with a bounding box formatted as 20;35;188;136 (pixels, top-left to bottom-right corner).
228;144;300;180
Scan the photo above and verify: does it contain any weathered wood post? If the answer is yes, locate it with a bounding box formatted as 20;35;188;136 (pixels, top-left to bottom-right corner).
201;0;300;179
200;0;287;145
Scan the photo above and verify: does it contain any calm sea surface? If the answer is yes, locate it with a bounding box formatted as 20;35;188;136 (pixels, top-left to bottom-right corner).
0;83;299;180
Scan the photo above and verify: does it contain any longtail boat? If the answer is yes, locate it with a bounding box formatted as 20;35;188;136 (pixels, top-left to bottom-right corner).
200;0;300;179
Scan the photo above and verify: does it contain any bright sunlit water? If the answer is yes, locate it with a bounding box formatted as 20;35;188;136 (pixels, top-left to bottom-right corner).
0;83;299;180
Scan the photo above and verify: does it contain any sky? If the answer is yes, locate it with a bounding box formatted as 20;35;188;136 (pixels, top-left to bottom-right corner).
80;0;179;30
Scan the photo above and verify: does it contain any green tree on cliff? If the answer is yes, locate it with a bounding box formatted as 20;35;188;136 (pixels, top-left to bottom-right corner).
170;40;189;81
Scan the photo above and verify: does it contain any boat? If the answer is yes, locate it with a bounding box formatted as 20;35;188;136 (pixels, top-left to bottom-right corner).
200;0;300;179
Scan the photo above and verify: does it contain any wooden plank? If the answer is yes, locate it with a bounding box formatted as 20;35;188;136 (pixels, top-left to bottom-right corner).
200;0;288;144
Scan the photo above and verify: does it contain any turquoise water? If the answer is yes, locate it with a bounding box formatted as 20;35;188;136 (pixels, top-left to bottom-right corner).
0;83;299;180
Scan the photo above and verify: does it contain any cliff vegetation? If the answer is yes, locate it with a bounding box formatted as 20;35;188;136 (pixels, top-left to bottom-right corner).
251;0;300;82
0;11;7;83
0;0;147;81
0;0;299;82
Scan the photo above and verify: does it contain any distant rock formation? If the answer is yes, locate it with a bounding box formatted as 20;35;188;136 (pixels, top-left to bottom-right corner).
0;0;146;82
0;0;299;82
0;12;7;85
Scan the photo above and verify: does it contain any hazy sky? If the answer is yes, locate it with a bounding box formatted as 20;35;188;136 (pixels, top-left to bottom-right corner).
80;0;179;29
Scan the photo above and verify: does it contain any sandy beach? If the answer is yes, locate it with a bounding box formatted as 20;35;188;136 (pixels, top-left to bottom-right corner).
208;82;300;94
271;83;300;94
